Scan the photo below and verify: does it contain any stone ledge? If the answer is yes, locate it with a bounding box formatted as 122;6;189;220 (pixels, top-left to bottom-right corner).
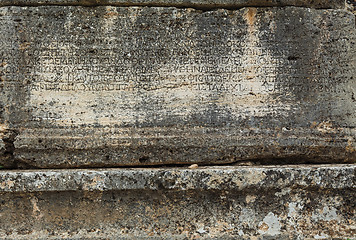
0;165;354;239
0;0;347;9
0;164;354;192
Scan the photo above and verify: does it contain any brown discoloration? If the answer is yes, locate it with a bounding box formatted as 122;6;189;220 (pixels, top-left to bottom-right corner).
30;196;43;220
346;138;355;154
245;7;257;26
19;42;30;50
0;124;8;135
317;121;334;133
82;176;105;191
104;7;118;18
0;180;14;190
259;222;269;232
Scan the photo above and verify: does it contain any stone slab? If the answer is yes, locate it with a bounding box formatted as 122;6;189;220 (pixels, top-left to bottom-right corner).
0;165;354;192
0;165;354;239
0;6;355;168
0;0;348;9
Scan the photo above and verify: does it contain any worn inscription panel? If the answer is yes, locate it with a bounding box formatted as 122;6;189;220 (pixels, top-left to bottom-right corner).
0;6;355;168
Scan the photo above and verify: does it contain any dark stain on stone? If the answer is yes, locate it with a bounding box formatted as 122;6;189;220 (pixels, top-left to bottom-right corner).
139;156;150;163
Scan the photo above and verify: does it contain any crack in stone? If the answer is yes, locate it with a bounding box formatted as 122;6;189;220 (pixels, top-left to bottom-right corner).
35;159;353;170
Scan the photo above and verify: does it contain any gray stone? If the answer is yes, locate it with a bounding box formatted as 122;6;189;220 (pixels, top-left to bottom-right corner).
0;0;348;9
0;165;354;239
0;139;4;157
0;6;355;168
0;165;354;192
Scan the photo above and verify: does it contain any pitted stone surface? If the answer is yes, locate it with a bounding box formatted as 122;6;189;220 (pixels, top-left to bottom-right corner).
0;165;354;239
0;165;354;192
0;6;355;168
0;0;348;9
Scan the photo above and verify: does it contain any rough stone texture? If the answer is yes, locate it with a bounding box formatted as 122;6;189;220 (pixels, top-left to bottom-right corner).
0;0;348;9
1;165;355;192
0;6;355;168
0;165;354;239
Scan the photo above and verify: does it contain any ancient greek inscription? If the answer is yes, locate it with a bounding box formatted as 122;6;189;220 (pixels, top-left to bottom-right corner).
0;7;353;127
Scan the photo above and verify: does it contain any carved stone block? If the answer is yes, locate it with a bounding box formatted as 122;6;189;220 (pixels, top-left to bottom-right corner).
0;6;355;167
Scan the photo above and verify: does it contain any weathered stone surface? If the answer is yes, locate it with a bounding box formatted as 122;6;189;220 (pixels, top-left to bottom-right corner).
0;6;355;168
0;0;348;9
0;165;355;192
0;165;354;238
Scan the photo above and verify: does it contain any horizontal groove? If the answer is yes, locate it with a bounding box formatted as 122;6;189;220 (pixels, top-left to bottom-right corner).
0;0;347;10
